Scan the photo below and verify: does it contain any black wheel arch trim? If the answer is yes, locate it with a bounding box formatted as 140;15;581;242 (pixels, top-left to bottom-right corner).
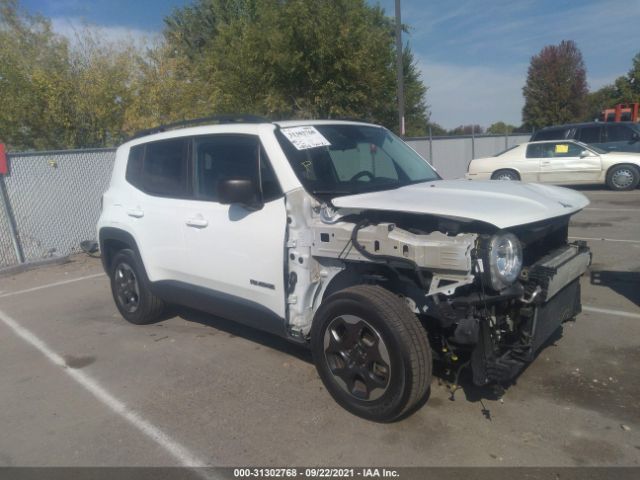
99;227;142;274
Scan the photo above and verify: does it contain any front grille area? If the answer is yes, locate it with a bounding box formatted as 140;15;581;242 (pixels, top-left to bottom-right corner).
511;215;571;266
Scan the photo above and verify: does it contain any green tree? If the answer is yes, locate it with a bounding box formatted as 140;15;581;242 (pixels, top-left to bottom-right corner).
584;51;640;121
0;0;142;149
0;0;74;149
448;124;484;135
162;0;429;135
614;52;640;103
486;121;517;135
522;40;588;129
425;122;446;136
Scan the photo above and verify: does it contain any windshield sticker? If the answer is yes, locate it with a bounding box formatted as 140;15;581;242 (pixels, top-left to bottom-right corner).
281;126;331;150
555;144;569;153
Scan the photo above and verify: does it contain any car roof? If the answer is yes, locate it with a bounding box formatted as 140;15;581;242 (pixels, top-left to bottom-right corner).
274;119;376;128
121;118;378;148
525;139;589;147
537;121;638;130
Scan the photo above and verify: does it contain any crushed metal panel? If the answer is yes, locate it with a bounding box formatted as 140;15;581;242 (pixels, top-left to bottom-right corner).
311;221;476;273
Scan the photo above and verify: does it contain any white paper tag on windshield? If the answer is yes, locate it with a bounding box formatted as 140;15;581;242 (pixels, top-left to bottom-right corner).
280;126;331;150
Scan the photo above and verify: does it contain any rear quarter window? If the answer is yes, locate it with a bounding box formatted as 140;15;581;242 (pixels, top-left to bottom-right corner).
143;138;191;197
125;145;144;189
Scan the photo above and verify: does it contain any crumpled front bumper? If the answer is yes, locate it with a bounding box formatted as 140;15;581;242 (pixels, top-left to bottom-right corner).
472;241;591;385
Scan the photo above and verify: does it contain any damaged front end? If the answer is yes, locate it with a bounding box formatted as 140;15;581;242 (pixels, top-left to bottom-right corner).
291;194;591;386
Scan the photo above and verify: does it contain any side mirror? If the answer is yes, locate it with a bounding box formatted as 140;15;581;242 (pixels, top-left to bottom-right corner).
218;178;263;211
631;132;640;142
580;150;593;158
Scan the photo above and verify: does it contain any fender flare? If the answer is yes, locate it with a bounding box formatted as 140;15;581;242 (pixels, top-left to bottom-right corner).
98;227;141;274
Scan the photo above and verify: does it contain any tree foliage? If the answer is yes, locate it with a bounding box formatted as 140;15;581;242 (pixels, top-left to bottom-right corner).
162;0;429;135
448;124;484;135
1;0;430;149
486;121;517;135
522;40;588;130
584;51;640;121
0;0;140;149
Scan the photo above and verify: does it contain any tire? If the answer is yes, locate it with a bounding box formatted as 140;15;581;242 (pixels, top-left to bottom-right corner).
110;249;165;325
491;169;520;181
311;285;432;422
606;164;639;191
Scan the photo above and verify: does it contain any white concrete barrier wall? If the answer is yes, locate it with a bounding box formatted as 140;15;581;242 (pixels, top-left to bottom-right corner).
406;134;531;179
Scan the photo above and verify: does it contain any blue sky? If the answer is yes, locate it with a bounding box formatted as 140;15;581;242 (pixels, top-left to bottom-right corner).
20;0;640;129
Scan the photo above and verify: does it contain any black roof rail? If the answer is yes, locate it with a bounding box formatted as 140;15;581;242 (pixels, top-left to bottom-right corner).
129;114;270;140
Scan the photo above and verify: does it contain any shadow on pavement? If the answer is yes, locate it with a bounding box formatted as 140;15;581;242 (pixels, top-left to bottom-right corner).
174;306;313;364
591;270;640;306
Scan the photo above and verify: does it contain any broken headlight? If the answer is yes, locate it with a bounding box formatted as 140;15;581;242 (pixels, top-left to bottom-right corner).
480;232;523;291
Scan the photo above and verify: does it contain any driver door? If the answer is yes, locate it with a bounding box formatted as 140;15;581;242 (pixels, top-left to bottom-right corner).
538;141;602;184
181;134;288;319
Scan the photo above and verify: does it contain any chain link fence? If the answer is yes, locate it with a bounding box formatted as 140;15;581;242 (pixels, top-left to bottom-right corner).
0;149;116;269
0;132;533;271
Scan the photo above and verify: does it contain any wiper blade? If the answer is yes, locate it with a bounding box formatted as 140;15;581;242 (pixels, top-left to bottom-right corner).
311;190;351;195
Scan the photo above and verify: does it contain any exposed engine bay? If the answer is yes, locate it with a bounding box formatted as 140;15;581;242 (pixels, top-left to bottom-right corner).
285;188;591;386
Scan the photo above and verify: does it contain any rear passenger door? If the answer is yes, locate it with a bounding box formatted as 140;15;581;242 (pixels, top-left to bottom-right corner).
181;134;288;319
125;138;192;283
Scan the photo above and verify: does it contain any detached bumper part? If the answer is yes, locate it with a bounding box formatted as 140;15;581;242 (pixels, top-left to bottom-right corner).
471;242;590;386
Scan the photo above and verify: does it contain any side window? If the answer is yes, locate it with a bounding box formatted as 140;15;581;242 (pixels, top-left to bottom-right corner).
125;144;144;189
577;126;601;144
143;138;190;197
533;128;564;141
194;135;282;203
526;144;544;158
607;125;634;142
544;142;582;158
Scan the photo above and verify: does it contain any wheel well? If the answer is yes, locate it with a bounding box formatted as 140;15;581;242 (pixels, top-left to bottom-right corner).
321;263;405;302
98;228;140;273
606;163;640;177
491;168;520;179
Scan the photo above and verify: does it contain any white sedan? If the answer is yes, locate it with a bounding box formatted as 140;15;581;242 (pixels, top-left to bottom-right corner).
466;139;640;190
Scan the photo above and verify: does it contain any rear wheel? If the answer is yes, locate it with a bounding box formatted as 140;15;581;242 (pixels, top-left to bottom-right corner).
491;169;520;181
311;285;432;422
110;249;165;325
606;164;639;191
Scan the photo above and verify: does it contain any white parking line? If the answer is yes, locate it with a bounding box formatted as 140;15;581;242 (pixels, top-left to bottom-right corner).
569;236;640;244
0;308;210;470
583;305;640;320
0;273;105;299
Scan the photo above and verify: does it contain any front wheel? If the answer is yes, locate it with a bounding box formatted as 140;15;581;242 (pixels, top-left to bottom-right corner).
606;164;639;191
311;285;432;422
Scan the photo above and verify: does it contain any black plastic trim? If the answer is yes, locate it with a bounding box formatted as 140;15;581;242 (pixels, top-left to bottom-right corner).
151;280;288;339
98;227;140;273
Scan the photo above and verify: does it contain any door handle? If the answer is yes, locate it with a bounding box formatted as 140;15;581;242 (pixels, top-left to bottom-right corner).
186;217;209;228
541;161;551;165
127;208;144;218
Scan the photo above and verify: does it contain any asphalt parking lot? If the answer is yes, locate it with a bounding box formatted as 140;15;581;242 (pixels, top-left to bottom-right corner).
0;187;639;469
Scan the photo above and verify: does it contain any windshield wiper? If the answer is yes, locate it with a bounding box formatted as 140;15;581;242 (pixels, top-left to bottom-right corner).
311;189;352;196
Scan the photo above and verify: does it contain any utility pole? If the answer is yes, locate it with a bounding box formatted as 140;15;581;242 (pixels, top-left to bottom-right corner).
395;0;405;136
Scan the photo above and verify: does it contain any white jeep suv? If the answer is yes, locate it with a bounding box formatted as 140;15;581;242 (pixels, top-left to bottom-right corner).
98;116;591;422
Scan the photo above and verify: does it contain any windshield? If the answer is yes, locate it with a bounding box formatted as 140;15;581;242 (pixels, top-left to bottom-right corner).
276;124;440;198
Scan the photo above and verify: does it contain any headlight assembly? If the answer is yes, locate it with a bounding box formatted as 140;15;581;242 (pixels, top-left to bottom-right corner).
479;232;523;291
